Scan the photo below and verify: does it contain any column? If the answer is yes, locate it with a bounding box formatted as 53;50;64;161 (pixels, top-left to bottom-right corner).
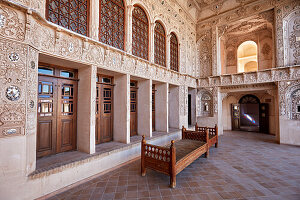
113;74;130;143
166;34;171;69
90;0;99;40
138;79;152;137
77;65;97;154
149;22;155;63
169;85;180;129
126;5;134;53
155;83;168;132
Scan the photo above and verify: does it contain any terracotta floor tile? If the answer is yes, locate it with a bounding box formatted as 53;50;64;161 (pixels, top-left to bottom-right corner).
47;131;300;200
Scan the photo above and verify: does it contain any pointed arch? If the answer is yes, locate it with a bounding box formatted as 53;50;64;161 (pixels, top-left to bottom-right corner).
132;5;149;60
170;32;179;72
46;0;89;36
154;21;166;67
99;0;125;50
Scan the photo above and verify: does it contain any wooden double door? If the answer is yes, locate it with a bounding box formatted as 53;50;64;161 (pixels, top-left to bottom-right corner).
37;76;77;158
95;83;113;144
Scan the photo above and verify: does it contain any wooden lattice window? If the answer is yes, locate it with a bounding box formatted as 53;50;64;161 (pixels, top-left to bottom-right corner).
132;6;149;60
170;33;179;72
47;0;89;36
154;22;166;67
99;0;125;50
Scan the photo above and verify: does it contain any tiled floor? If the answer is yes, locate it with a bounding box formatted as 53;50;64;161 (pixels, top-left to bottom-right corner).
46;131;300;200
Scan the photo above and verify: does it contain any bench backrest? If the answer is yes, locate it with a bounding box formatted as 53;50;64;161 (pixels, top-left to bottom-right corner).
195;123;218;138
181;126;209;143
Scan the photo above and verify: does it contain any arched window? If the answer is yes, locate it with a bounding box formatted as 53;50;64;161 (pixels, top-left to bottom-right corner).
99;0;125;50
132;6;149;60
154;21;166;67
237;41;258;73
47;0;89;36
170;33;179;72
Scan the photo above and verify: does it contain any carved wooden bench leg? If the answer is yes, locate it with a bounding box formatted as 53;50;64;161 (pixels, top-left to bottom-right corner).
215;142;218;148
170;174;176;188
141;135;146;176
205;150;209;158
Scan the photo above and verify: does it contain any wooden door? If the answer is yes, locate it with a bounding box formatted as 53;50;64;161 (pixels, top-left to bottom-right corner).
37;76;57;158
100;84;113;143
130;86;138;136
231;104;240;130
259;103;269;134
95;85;101;144
37;75;77;158
57;79;77;153
152;86;155;131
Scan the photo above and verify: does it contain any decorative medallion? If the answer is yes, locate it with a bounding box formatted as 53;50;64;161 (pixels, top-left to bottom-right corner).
8;52;19;62
0;14;5;28
6;85;21;101
31;61;35;69
29;100;34;108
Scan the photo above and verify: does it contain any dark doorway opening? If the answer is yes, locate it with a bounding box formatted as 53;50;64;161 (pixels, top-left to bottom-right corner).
188;94;191;125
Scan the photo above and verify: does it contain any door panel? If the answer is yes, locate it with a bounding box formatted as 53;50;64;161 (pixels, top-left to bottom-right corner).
37;76;57;158
57;79;77;153
100;85;113;143
130;87;138;136
231;104;240;130
95;83;113;144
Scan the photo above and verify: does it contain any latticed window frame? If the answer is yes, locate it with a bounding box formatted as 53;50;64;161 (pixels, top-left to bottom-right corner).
154;21;166;67
170;33;179;72
46;0;90;36
99;0;125;50
132;5;149;60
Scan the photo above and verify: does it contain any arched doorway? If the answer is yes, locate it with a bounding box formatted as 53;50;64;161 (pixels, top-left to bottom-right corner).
237;41;258;73
239;95;260;132
231;94;269;133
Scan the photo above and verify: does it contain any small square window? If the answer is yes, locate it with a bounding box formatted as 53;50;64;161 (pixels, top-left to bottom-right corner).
297;105;300;113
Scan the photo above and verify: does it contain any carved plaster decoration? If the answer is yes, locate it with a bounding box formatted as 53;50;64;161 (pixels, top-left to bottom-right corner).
276;1;300;67
0;5;25;41
197;89;213;117
0;14;5;27
197;30;212;78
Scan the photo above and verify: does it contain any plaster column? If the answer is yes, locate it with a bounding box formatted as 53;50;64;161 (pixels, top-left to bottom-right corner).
149;22;155;63
137;79;152;137
166;34;171;69
113;74;130;143
155;83;169;132
179;85;188;128
77;65;97;154
212;26;219;76
90;0;99;40
169;85;180;129
126;5;134;53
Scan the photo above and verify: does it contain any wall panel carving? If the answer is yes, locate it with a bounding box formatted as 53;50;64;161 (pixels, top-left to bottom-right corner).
0;4;25;41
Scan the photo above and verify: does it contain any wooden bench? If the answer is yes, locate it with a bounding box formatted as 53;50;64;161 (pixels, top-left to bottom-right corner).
195;123;218;149
141;128;210;188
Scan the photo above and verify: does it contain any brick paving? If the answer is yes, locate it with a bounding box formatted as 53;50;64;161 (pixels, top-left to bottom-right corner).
46;131;300;200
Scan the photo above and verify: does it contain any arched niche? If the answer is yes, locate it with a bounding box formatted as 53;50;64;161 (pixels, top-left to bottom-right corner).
198;91;213;117
237;41;258;73
286;84;300;120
